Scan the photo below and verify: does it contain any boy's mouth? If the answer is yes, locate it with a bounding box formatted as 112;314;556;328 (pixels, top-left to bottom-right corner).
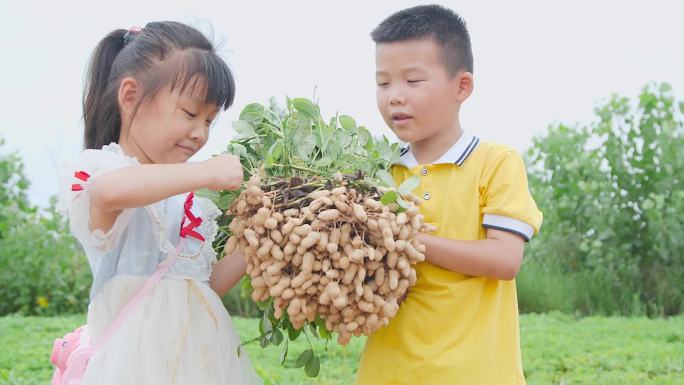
391;112;413;123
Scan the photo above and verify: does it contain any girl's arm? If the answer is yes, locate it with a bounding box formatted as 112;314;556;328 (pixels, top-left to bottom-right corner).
210;250;247;297
88;154;243;233
416;228;525;280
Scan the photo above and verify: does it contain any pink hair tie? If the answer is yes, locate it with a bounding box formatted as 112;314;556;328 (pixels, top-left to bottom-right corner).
123;26;143;45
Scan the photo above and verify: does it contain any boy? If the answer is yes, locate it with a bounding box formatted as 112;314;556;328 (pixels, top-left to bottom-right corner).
355;5;542;385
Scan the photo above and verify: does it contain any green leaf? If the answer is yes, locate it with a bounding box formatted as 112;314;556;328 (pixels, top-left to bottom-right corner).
240;277;252;298
298;137;317;161
259;334;271;348
358;126;374;151
225;142;248;158
256;300;269;310
398;176;420;195
295;114;313;131
295;349;314;368
378;135;394;159
279;340;289;365
232;120;256;138
305;355;321;377
396;196;409;210
259;311;273;334
239;103;265;122
265;139;284;168
318;323;331;339
322;121;335;151
381;190;398;205
292;98;319;120
195;188;219;201
389;142;403;164
288;322;302;341
268;311;280;328
271;328;284;346
339;115;357;131
314;120;334;154
336;130;354;149
263;107;283;127
216;194;234;210
376;170;397;188
316;157;333;168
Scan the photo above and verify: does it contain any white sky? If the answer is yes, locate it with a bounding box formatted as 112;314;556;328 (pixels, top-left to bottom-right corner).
1;0;683;207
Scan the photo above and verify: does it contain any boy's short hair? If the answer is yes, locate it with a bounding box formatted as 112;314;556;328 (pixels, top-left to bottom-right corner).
371;4;473;75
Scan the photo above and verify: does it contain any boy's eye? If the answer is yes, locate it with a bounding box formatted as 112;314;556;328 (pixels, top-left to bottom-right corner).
377;82;389;87
183;109;197;118
407;79;424;84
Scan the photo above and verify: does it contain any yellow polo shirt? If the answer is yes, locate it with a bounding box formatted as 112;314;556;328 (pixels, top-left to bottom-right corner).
355;134;543;385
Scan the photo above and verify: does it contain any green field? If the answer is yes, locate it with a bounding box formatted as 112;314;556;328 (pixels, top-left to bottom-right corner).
1;312;682;385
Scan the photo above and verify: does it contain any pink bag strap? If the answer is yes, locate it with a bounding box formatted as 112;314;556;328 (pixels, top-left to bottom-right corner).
93;238;186;352
92;192;202;352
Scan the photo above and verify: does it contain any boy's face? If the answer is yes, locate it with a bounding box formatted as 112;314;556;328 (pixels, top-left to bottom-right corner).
375;39;465;144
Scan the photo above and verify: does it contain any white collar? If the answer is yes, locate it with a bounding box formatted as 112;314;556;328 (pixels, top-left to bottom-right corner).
395;133;480;168
101;142;140;165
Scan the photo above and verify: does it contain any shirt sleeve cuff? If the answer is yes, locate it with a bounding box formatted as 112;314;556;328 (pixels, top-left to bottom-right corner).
482;214;535;242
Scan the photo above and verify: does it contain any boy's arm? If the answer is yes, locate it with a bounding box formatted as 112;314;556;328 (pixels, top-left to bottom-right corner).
210;250;247;297
415;148;540;280
417;228;525;280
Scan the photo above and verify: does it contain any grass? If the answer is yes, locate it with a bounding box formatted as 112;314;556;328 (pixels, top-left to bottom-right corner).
1;312;683;385
516;261;664;317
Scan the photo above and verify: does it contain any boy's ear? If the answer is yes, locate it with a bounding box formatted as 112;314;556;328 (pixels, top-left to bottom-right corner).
454;71;474;103
118;77;140;117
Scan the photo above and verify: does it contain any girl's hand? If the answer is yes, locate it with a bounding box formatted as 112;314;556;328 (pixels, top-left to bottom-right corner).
201;154;244;191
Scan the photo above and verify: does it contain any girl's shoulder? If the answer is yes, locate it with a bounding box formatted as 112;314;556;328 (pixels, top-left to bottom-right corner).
57;143;142;251
59;143;138;206
78;142;140;169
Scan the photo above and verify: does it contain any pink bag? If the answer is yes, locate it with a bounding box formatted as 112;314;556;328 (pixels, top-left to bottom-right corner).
50;326;92;385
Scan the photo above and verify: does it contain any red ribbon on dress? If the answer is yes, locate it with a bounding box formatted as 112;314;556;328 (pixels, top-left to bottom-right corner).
71;170;90;191
180;192;205;242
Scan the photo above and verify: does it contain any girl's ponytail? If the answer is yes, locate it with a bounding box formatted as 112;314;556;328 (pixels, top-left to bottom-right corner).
82;29;127;149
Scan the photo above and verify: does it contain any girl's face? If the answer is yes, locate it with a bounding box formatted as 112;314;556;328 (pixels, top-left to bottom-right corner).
120;80;219;164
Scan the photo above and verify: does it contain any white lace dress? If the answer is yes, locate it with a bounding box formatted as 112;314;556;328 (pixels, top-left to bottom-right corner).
59;143;261;385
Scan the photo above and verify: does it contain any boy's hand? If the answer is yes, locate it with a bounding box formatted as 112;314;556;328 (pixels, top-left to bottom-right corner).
398;290;409;305
201;154;244;191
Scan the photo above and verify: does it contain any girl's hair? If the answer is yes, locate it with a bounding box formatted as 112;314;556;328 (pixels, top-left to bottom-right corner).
83;21;236;149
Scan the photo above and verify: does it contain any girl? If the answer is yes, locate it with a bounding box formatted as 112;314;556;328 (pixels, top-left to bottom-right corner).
58;21;261;384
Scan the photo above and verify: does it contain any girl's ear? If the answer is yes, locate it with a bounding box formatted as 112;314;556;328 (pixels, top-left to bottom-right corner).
118;77;140;118
454;71;474;103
